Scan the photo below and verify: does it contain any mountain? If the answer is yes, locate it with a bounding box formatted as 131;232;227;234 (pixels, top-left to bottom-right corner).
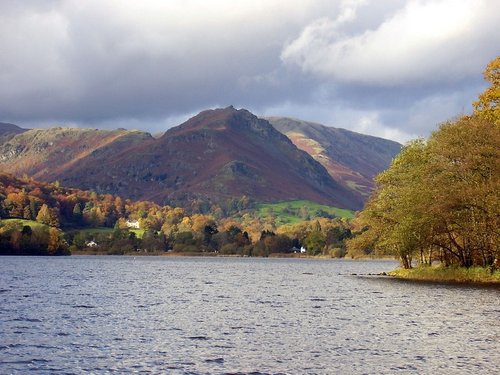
266;117;402;198
0;127;153;181
0;108;364;210
0;122;27;143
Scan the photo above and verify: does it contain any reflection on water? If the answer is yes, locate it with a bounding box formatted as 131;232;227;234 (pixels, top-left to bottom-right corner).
0;256;498;374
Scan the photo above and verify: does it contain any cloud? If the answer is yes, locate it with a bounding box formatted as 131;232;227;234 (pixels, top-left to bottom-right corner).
0;0;327;121
281;0;500;85
0;0;497;142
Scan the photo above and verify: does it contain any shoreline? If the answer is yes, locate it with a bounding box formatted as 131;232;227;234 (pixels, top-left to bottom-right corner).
387;266;500;287
69;251;334;259
69;251;398;260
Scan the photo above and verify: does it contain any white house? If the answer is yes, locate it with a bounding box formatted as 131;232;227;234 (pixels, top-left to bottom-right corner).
86;240;98;247
126;220;140;229
292;246;308;254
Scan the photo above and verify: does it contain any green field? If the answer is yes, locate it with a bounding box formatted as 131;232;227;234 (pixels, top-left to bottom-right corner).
72;227;113;235
129;229;145;239
0;218;49;230
256;200;354;225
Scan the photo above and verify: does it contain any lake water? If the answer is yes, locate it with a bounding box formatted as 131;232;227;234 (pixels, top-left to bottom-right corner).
0;256;498;374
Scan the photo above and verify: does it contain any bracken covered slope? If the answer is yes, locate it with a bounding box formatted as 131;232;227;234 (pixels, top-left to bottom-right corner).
0;122;27;144
266;117;402;199
0;127;153;182
0;108;365;210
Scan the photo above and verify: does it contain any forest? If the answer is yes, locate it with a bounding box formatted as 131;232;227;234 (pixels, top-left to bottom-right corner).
0;173;352;256
347;56;499;270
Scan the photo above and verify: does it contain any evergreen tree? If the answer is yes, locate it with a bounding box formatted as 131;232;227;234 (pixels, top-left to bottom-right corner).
73;203;83;223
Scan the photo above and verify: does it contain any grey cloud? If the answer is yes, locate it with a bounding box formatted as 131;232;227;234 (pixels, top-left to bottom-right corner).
281;0;500;85
0;0;497;143
1;1;324;120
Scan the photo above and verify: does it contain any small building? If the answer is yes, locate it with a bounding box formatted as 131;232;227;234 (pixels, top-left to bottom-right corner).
86;240;98;247
126;220;140;229
292;246;308;254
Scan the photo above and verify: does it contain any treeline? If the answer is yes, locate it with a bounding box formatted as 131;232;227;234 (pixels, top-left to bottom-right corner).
67;217;352;256
0;173;256;228
0;173;353;256
1;173;135;228
0;220;69;256
347;56;499;269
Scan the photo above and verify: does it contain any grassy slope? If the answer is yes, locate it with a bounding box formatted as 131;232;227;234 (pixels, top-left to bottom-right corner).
256;199;354;225
389;265;500;284
0;218;49;231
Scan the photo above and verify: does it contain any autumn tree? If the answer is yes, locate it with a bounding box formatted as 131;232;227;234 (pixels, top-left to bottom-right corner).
347;57;499;268
304;228;326;256
36;204;60;227
142;230;167;252
426;116;499;267
263;234;292;254
23;205;33;220
5;190;28;218
348;117;498;268
473;55;499;124
47;227;61;255
213;225;250;254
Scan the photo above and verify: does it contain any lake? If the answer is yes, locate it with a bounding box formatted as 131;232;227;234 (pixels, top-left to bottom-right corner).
0;256;498;374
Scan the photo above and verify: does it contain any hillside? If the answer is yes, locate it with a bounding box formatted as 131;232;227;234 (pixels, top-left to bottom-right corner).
0;122;27;143
0;109;365;210
266;117;401;197
0;109;402;211
0;172;355;257
51;107;363;209
0;127;153;181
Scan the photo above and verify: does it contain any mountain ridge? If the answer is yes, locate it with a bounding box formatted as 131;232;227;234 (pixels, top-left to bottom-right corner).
0;109;398;211
0;122;28;144
265;116;402;199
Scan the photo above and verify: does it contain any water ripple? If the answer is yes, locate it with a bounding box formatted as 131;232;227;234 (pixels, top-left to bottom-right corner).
0;256;498;374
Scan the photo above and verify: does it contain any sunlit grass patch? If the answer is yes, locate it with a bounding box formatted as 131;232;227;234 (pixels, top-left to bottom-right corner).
256;200;354;225
129;228;145;239
0;218;48;230
389;265;500;284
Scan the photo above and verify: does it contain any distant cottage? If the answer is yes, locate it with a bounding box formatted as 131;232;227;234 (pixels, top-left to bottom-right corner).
292;246;307;254
126;220;140;229
86;240;98;247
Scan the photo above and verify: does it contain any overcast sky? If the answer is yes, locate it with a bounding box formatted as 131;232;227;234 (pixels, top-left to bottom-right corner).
1;0;498;143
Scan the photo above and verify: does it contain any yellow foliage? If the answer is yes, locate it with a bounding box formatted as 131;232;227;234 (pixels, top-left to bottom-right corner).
177;216;193;232
473;56;500;125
